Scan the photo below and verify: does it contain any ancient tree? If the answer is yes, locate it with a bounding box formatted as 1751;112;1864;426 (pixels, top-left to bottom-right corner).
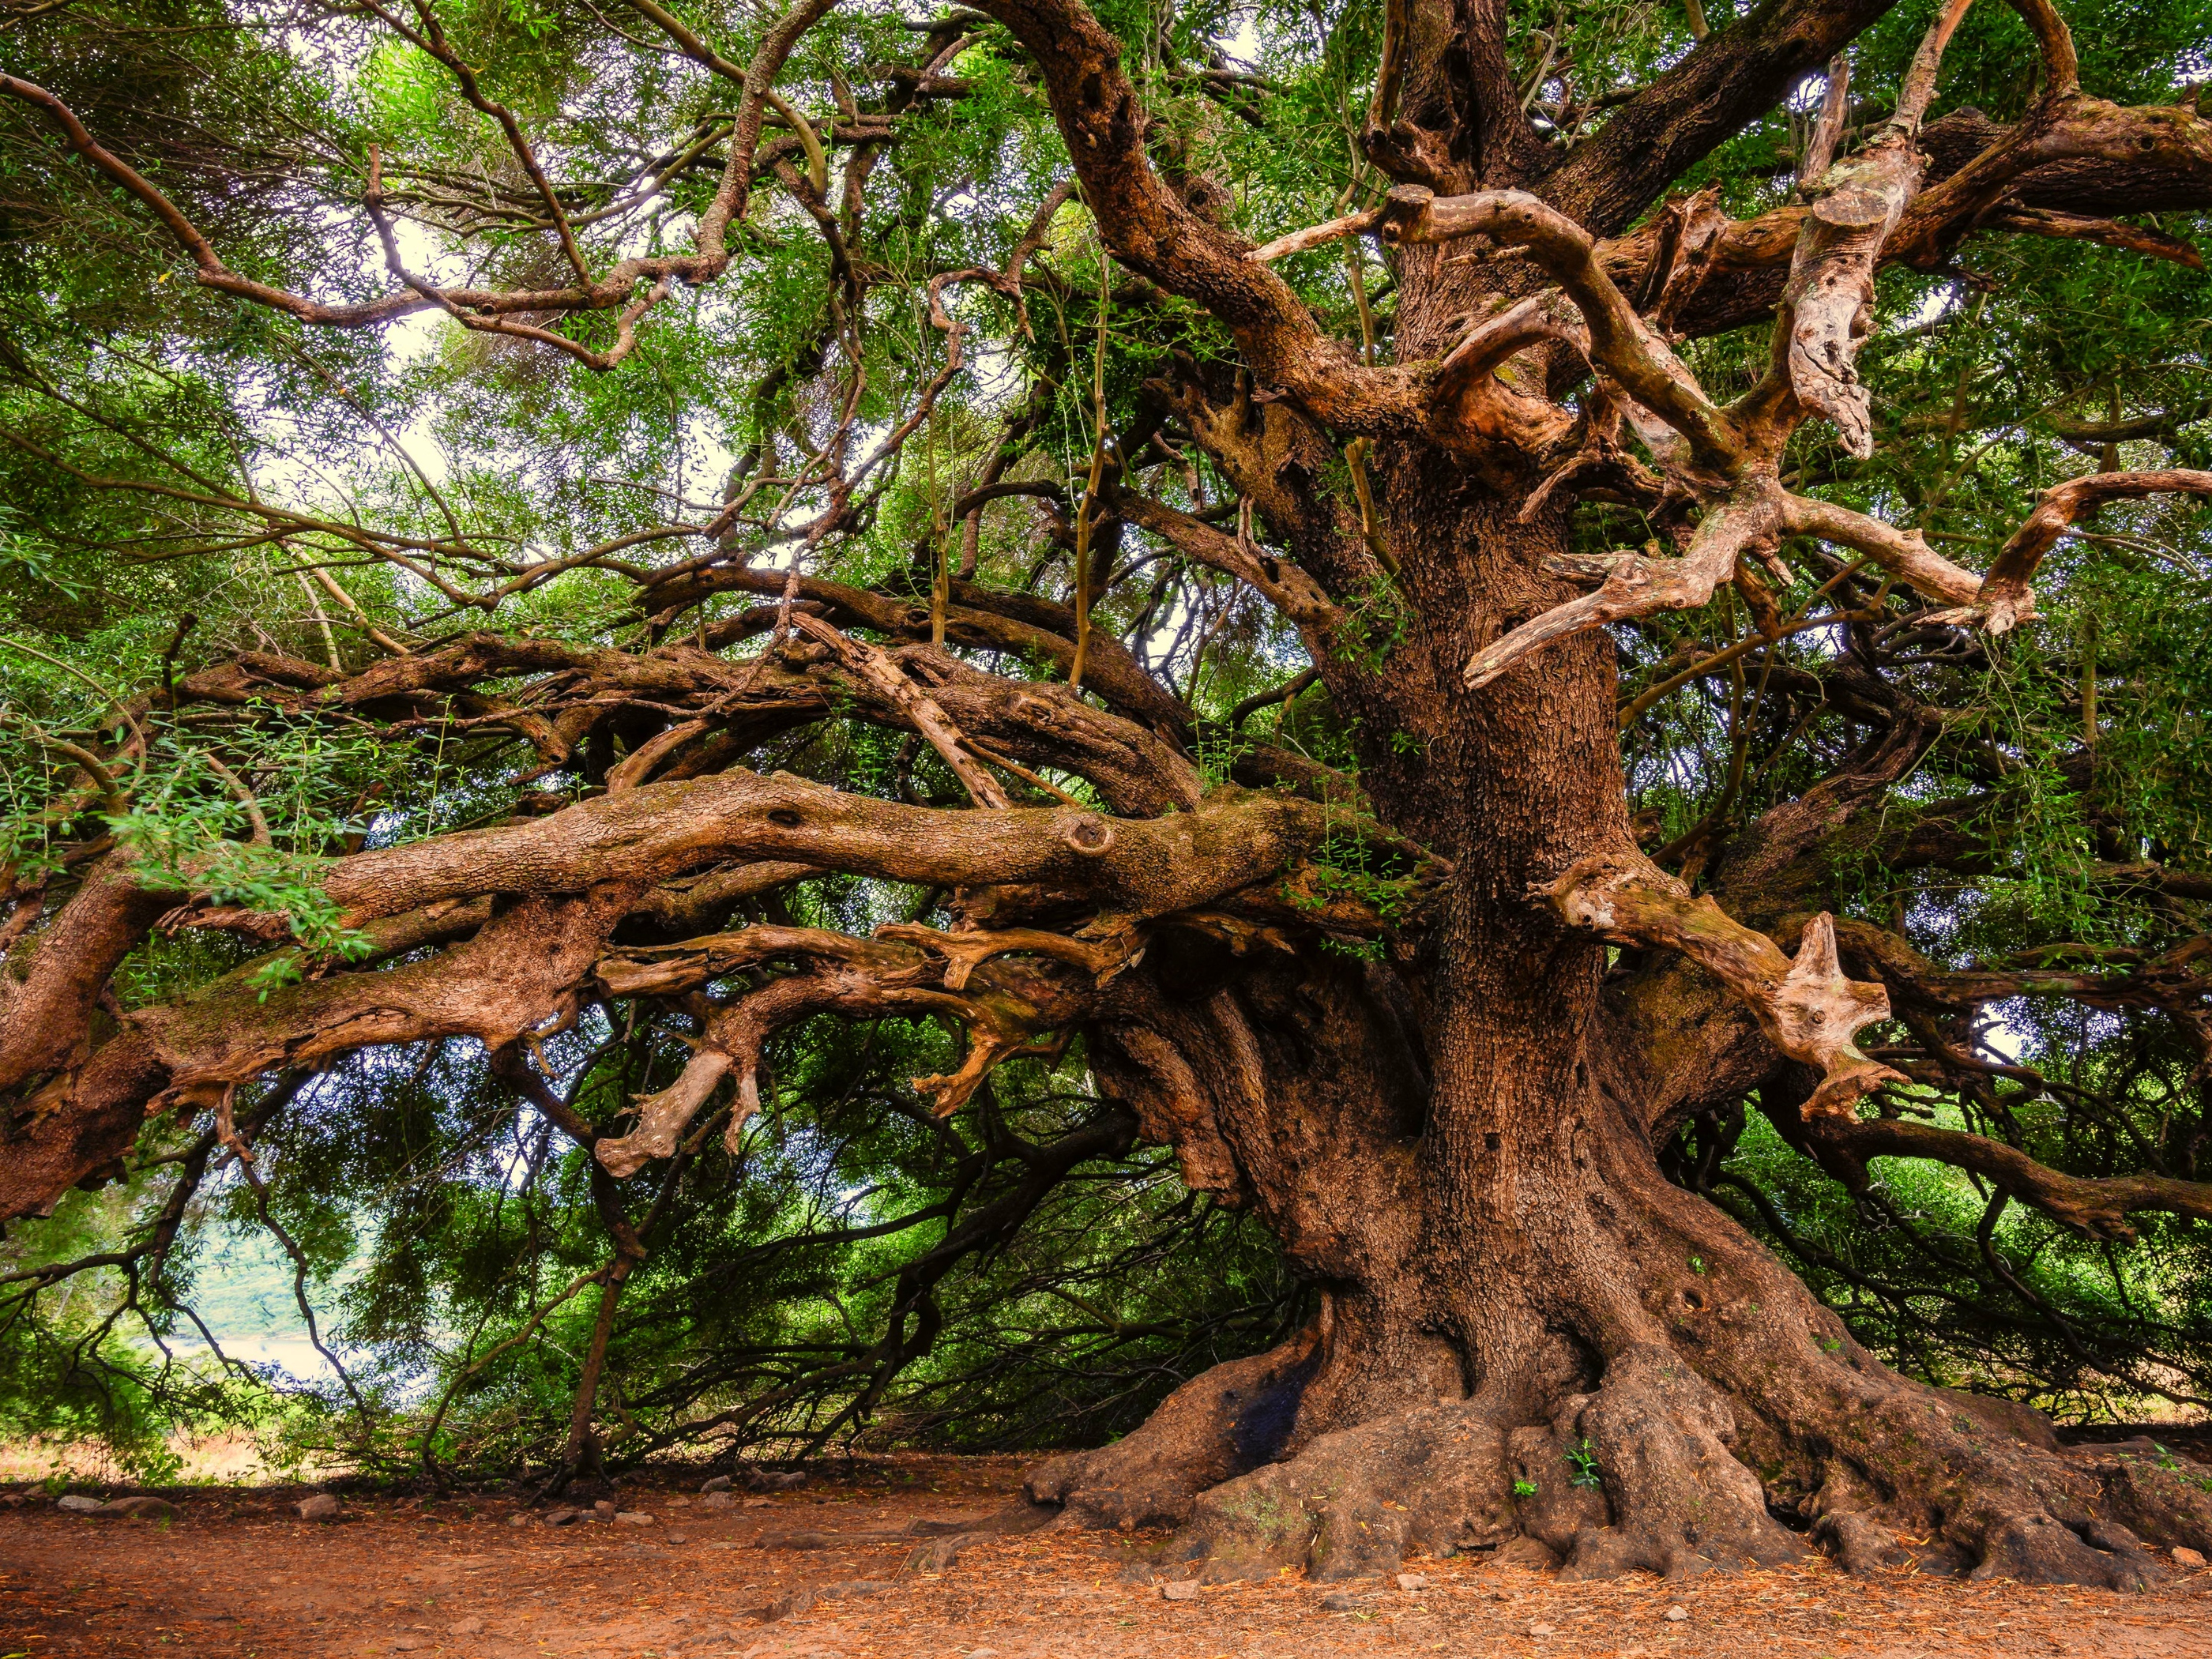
6;0;2212;1586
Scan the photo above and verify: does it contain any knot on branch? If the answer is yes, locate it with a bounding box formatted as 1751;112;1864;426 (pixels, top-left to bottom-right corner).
1060;813;1116;855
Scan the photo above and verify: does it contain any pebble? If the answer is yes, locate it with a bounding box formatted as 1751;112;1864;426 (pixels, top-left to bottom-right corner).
593;1499;617;1517
390;1640;424;1653
702;1474;733;1493
2175;1546;2207;1568
296;1493;342;1522
543;1507;581;1527
506;1513;529;1527
1395;1572;1431;1590
56;1495;103;1513
1320;1590;1369;1611
1665;1604;1690;1622
666;1532;689;1544
1529;1623;1557;1638
447;1617;483;1635
1160;1579;1201;1601
614;1510;654;1525
699;1491;735;1510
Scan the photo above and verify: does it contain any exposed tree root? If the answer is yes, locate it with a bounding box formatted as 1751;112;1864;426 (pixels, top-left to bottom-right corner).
1548;1343;1806;1580
1021;1330;1320;1530
1776;1382;2210;1589
1168;1401;1514;1581
1020;1317;2212;1588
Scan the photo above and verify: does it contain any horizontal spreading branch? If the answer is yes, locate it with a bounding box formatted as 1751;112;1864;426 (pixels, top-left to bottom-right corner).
1977;469;2212;630
1465;488;1777;689
1115;495;1345;634
2;709;1431;1217
317;771;1322;929
593;916;1142;1174
1804;1115;2212;1242
1462;449;2203;687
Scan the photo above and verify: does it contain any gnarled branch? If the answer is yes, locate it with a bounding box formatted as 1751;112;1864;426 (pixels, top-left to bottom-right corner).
1540;852;1902;1116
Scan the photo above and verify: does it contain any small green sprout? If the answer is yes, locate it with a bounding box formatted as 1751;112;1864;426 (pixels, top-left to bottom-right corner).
1567;1440;1602;1488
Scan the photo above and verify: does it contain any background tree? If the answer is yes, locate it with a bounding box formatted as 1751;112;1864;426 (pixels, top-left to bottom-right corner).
4;0;2212;1589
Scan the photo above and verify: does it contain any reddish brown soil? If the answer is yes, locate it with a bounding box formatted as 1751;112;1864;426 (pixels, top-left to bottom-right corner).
3;1454;2207;1658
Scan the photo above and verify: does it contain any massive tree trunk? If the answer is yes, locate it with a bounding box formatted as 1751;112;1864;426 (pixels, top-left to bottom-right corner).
1036;931;2208;1587
1018;325;2210;1592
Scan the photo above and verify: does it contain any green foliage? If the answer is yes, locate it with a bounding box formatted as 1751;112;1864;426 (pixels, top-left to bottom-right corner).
1701;1107;2212;1417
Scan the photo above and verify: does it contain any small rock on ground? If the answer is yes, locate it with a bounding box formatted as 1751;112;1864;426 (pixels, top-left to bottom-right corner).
764;1587;815;1622
56;1495;103;1513
614;1510;654;1525
1320;1591;1370;1612
902;1535;964;1573
1395;1572;1431;1590
447;1616;483;1635
543;1507;581;1526
2175;1546;2206;1568
1665;1604;1691;1622
1529;1623;1557;1637
701;1474;732;1493
1160;1580;1200;1601
96;1496;179;1520
296;1493;342;1522
699;1491;735;1510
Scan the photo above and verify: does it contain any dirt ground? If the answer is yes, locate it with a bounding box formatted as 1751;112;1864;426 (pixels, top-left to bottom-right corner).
4;1454;2209;1659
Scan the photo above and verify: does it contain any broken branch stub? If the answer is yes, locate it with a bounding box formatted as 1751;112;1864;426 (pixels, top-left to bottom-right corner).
1779;139;1920;460
1772;0;1975;459
1538;852;1902;1115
